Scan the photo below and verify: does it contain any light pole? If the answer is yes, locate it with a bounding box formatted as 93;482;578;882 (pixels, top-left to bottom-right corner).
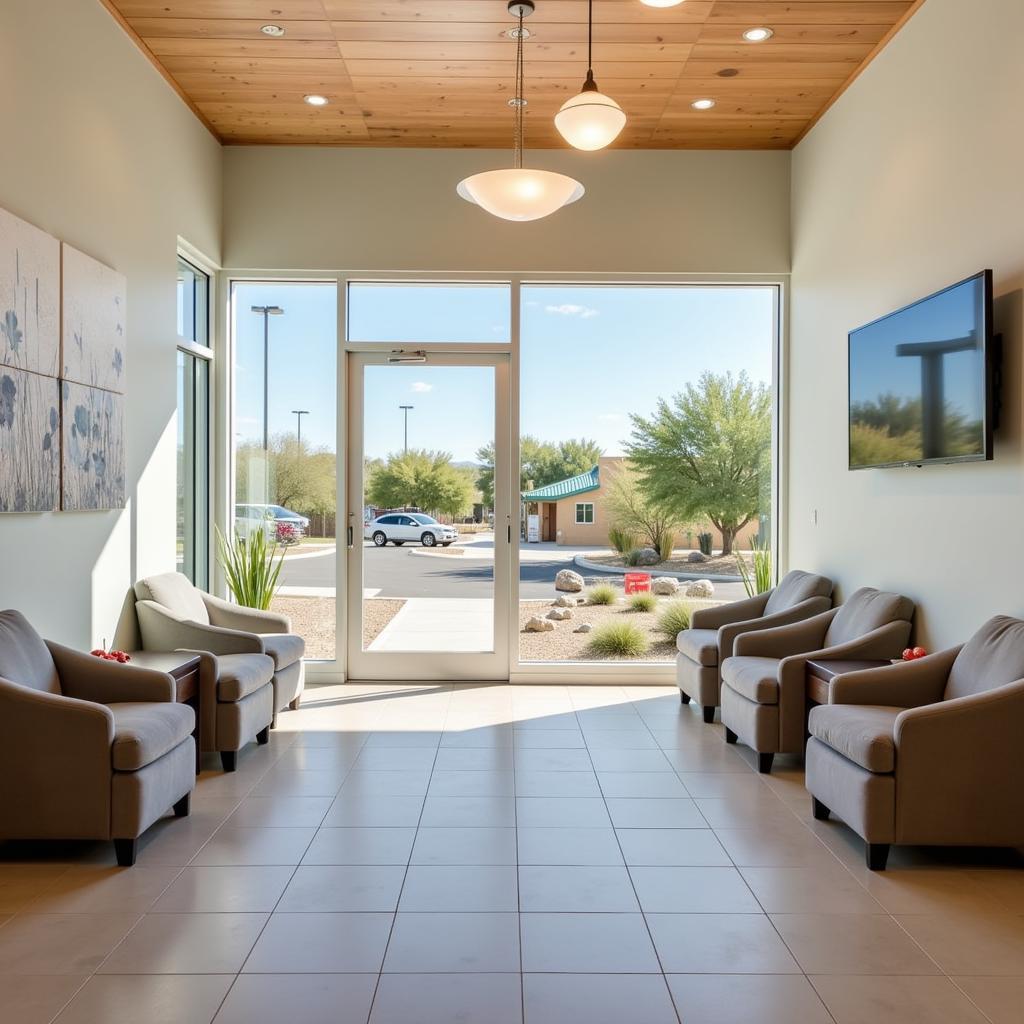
399;405;414;453
251;305;284;450
292;410;309;446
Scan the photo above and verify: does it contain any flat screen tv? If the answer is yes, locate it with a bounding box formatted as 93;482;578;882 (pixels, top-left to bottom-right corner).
848;270;994;470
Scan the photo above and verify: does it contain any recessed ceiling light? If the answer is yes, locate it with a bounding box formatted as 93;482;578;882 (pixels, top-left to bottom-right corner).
640;0;686;7
304;94;329;106
743;27;774;42
691;98;715;110
260;24;286;37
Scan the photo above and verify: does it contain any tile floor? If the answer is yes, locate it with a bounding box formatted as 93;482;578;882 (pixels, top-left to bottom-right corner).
1;682;1022;1023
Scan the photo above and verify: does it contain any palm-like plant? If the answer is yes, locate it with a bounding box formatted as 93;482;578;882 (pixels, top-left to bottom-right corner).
737;537;772;597
216;525;285;610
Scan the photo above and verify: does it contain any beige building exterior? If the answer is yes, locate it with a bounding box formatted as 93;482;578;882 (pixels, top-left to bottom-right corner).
522;457;764;551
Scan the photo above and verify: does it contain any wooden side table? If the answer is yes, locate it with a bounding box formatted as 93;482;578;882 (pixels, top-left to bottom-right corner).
126;651;203;775
805;659;892;706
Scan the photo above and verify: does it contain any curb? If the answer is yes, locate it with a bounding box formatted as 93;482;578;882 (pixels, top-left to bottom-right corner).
573;554;743;583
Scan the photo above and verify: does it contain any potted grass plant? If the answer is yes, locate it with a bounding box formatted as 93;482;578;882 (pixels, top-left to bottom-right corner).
215;525;286;610
737;537;772;597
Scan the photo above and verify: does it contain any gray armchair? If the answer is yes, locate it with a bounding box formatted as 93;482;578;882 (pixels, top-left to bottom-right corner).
677;570;833;722
134;572;304;718
720;587;915;773
0;610;195;866
807;615;1024;870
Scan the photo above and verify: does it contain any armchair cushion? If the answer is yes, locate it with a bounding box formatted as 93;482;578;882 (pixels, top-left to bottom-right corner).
109;701;195;771
676;629;719;667
722;657;780;704
261;633;305;671
764;570;833;615
945;615;1024;701
825;588;914;647
0;609;60;694
808;704;901;773
135;573;210;625
217;653;275;702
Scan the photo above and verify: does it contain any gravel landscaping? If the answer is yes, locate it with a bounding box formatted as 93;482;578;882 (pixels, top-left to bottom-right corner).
586;550;752;577
268;595;407;659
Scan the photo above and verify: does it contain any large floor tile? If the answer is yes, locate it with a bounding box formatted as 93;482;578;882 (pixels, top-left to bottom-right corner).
714;824;834;866
243;912;393;973
810;975;992;1024
213;974;378;1024
25;865;180;914
337;770;431;797
606;797;705;829
251;769;346;798
514;729;586;748
517;827;624;866
193;827;316;866
584;730;659;750
0;864;71;914
667;974;833;1024
323;794;425;828
0;913;138;975
353;747;438;771
616;828;731;867
98;913;267;974
770;913;942;975
151;866;294;913
894;912;1024;975
588;749;674;772
629;866;761;913
513;749;593;772
302;827;416;865
410;827;517;865
278;865;406;912
520;913;661;973
516;798;611;827
646;913;800;974
370;973;522;1024
0;974;85;1023
419;796;516;827
952;976;1024;1024
524;973;678;1024
740;864;884;914
383;912;520;972
519;865;639;912
433;747;515;770
597;772;689;798
227;797;333;828
428;770;515;797
399;865;518;911
54;974;233;1024
515;771;602;797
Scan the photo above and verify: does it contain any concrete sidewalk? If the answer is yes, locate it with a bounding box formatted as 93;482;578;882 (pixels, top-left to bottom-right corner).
368;597;494;652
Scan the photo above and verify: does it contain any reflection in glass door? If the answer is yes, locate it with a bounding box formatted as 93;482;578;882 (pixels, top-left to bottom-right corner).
346;353;510;680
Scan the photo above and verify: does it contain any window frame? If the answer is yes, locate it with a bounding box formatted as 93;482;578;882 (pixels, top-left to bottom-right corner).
575;502;595;525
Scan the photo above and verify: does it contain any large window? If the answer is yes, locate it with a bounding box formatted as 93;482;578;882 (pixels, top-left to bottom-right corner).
176;255;211;587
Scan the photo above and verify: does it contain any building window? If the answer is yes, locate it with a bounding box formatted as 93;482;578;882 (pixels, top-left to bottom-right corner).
176;254;211;588
576;502;594;525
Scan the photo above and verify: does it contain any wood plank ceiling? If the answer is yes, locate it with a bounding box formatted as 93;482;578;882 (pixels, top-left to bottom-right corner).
101;1;923;149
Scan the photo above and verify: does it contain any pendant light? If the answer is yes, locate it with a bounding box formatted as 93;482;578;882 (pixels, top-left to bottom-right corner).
457;1;584;221
554;0;626;150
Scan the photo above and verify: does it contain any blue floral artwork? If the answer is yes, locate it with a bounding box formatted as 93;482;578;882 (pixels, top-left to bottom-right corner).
0;366;59;512
61;243;126;394
61;379;125;511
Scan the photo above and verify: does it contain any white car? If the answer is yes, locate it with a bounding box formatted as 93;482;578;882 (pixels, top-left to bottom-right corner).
365;513;458;548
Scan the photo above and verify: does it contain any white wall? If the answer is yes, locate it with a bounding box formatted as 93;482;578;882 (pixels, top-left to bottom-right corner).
223;147;790;274
789;0;1024;647
0;0;222;646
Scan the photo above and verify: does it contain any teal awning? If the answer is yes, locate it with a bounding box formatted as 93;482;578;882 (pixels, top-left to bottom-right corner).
522;465;600;502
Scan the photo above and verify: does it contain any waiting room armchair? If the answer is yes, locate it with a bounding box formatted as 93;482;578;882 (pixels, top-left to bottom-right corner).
720;587;915;773
806;615;1024;870
0;610;195;866
676;570;833;722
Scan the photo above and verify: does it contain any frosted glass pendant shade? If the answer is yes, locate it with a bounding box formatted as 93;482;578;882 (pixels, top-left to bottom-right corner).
555;89;627;150
457;168;584;221
640;0;686;7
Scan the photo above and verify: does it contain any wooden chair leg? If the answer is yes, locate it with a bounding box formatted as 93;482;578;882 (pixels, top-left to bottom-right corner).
866;843;890;871
702;705;715;724
220;750;237;772
725;727;738;744
758;752;775;774
257;726;270;745
114;838;137;867
811;797;830;821
289;696;301;711
173;793;191;818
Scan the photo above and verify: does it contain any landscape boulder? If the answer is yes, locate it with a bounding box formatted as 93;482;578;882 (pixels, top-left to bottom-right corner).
555;569;585;592
687;551;709;564
525;616;555;632
575;623;593;634
633;548;661;566
685;579;715;599
652;577;679;596
553;594;578;608
548;607;574;621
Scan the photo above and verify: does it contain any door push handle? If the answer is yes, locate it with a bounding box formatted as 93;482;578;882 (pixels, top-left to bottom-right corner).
508;524;512;543
347;525;354;548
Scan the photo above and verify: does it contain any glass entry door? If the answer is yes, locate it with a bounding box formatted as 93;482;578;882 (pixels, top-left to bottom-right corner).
346;352;511;680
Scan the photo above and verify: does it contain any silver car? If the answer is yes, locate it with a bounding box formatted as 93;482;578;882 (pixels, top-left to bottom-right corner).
365;513;458;548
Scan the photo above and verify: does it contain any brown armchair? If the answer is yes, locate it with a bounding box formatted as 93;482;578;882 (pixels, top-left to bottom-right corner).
719;587;915;773
807;615;1024;870
676;570;833;722
0;610;196;866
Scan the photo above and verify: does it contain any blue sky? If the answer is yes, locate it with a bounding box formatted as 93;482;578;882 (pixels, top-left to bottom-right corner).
234;282;776;463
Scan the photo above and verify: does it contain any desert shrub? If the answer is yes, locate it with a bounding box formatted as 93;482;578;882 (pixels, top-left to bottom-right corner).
655;600;695;638
608;526;638;555
587;620;650;658
737;537;773;597
697;532;713;556
629;592;657;613
658;531;675;562
587;583;618;605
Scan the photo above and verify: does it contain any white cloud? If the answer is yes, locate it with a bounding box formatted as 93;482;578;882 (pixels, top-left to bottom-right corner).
410;382;433;393
545;303;599;319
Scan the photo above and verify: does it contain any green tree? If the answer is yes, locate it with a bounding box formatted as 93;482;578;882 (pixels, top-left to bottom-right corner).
236;434;335;516
475;436;603;507
626;371;771;555
367;449;474;519
604;462;687;553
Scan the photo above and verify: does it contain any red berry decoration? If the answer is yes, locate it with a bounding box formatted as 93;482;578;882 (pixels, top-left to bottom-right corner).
912;646;926;659
902;648;914;661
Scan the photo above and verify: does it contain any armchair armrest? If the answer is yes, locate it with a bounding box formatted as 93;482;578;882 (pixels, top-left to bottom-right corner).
733;608;836;659
718;596;833;661
691;592;770;631
47;641;175;704
136;601;264;656
829;646;961;707
203;593;291;634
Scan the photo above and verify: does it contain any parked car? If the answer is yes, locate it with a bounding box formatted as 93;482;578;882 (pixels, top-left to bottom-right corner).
365;513;458;548
235;503;308;545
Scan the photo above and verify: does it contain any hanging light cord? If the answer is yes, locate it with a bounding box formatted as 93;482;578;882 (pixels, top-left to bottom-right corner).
588;0;593;77
512;7;525;169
